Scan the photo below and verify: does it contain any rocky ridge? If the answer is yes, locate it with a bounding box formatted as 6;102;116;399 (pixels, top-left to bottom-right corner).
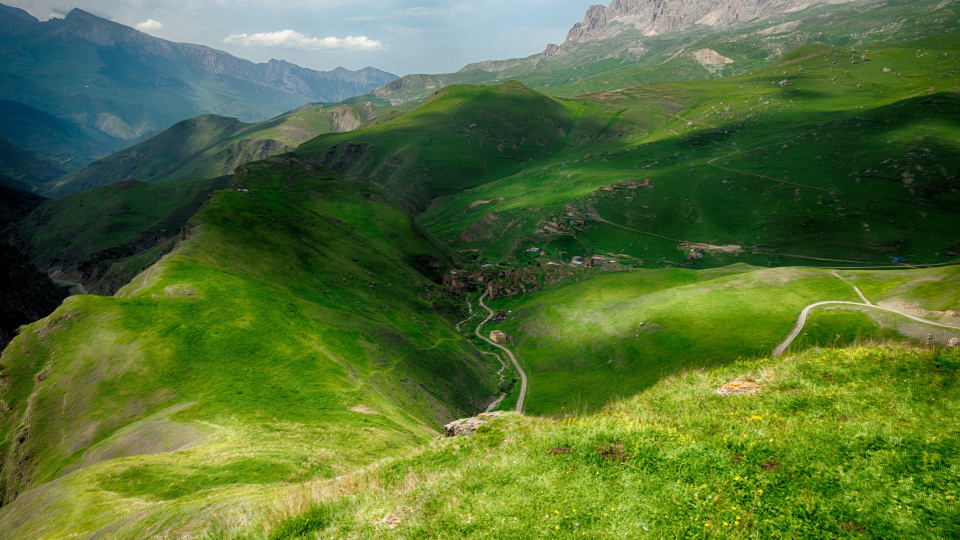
561;0;857;45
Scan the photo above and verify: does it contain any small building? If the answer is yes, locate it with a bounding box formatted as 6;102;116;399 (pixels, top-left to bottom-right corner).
490;330;508;343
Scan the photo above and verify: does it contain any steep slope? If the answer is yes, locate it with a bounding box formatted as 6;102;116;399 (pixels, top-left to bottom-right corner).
46;103;388;197
0;4;396;163
368;33;960;267
0;136;66;192
0;156;497;536
16;177;230;295
226;344;960;539
0;185;67;349
299;81;588;212
487;264;960;414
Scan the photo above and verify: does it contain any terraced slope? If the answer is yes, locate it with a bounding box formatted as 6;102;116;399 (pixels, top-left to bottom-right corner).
47;104;387;197
0;157;497;537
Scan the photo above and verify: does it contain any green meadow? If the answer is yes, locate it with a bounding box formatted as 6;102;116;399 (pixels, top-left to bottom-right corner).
203;344;960;539
0;158;498;537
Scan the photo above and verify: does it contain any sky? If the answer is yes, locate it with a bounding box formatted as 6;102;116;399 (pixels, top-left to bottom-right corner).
6;0;599;76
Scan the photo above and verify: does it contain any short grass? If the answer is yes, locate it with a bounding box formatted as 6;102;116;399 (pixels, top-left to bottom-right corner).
0;158;498;538
212;344;960;539
405;32;960;267
485;264;960;415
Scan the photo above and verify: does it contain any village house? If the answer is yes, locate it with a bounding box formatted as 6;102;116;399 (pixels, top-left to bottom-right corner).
489;330;508;343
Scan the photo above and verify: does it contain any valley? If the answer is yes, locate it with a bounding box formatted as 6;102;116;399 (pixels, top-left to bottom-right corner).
0;0;959;537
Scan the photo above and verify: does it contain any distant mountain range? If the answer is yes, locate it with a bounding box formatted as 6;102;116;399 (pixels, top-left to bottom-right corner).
357;0;958;105
0;3;396;174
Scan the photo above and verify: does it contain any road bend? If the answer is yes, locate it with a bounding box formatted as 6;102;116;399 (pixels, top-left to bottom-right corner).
773;301;960;358
475;293;528;414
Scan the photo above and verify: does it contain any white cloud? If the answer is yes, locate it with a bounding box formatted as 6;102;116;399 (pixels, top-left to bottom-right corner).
134;19;164;31
223;29;385;51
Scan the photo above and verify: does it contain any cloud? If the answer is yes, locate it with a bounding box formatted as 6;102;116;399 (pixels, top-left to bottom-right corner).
134;19;164;31
223;29;385;51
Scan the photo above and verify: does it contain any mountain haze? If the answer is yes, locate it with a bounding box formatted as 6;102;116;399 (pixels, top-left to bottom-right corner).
0;3;396;166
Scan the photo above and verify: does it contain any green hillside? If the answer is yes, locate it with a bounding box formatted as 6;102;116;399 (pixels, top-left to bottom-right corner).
16;177;230;295
0;156;497;537
47;104;387;197
211;343;960;539
307;32;960;268
485;264;960;415
347;0;960;106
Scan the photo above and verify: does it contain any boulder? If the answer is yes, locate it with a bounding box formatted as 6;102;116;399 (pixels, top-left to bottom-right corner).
443;412;506;437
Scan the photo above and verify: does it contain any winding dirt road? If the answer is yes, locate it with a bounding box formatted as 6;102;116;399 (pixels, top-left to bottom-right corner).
773;276;960;357
476;293;528;413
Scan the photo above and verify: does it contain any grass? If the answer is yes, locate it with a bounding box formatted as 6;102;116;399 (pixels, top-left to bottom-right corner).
16;176;230;294
203;343;960;539
47;104;391;197
391;32;960;267
0;157;499;537
483;264;960;415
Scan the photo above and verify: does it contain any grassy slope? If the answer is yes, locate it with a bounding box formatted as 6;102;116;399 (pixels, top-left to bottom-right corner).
345;0;960;107
16;177;230;295
46;104;386;197
405;32;960;267
233;344;960;539
0;158;497;538
298;82;592;211
487;263;960;414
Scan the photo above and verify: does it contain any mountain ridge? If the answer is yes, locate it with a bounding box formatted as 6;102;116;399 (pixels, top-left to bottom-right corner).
0;3;397;167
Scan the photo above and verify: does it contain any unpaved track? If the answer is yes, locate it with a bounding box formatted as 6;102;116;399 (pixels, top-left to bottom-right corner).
774;301;960;358
476;293;528;413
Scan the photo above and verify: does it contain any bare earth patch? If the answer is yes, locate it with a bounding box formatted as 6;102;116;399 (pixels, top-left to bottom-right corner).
350;404;379;415
716;380;763;396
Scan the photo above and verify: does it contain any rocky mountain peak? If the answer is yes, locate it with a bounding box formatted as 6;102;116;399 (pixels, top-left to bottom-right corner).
563;0;856;44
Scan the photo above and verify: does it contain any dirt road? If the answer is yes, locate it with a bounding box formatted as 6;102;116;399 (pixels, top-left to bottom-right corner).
773;301;960;357
476;293;528;413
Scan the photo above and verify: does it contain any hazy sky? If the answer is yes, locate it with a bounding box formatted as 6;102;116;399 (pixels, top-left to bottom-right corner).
7;0;598;76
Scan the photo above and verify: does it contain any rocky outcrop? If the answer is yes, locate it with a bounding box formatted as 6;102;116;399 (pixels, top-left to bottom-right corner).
694;49;735;71
562;0;857;44
443;412;506;437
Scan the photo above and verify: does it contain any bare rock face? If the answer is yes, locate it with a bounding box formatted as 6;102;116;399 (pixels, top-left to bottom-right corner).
694;49;735;71
443;412;506;437
563;0;857;44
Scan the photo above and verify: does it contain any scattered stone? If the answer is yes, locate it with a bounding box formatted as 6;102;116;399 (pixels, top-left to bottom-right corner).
444;412;505;437
949;338;959;348
861;55;870;62
637;322;646;328
716;380;763;396
779;79;792;87
883;67;892;72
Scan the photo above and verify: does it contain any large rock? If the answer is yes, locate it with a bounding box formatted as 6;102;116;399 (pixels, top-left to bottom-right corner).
443;412;506;437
